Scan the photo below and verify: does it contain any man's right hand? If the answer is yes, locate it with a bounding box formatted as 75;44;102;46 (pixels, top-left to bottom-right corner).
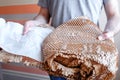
23;7;50;35
23;20;42;35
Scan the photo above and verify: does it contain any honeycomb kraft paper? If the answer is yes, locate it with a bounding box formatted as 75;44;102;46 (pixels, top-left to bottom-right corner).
42;18;118;80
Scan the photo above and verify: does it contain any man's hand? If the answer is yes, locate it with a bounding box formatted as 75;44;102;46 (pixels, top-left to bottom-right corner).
98;31;114;42
23;7;50;35
23;20;42;35
23;14;48;35
99;0;120;42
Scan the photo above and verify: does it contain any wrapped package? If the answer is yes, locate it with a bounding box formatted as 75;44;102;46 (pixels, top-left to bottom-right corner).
42;18;118;80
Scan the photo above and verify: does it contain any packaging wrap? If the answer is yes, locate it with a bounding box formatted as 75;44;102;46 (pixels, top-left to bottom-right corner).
42;18;118;80
0;18;118;80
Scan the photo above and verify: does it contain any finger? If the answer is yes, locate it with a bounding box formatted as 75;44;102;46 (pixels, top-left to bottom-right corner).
98;32;114;41
23;24;29;35
22;28;27;35
109;37;114;43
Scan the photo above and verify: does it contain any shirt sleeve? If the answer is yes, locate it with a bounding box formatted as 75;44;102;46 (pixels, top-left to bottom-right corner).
38;0;48;8
103;0;110;4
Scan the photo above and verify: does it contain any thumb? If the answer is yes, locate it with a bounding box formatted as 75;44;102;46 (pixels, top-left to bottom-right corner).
22;22;32;35
23;27;27;35
98;32;114;41
23;25;29;35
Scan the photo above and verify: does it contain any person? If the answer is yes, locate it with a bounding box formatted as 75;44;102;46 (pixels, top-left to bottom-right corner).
23;0;120;80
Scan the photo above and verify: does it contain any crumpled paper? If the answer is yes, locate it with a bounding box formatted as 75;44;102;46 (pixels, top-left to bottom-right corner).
0;18;53;61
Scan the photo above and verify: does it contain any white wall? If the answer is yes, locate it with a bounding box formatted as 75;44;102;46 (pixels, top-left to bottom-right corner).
0;0;39;6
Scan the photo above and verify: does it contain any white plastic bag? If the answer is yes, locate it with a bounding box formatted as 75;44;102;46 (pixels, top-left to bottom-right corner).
0;18;53;61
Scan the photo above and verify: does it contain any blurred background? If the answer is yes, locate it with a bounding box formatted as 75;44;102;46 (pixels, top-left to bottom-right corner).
0;0;120;80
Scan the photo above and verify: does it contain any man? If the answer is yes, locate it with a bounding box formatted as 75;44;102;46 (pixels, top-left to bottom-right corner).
23;0;120;80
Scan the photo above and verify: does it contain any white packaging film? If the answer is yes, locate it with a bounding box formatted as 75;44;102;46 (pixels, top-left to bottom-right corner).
0;18;53;61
